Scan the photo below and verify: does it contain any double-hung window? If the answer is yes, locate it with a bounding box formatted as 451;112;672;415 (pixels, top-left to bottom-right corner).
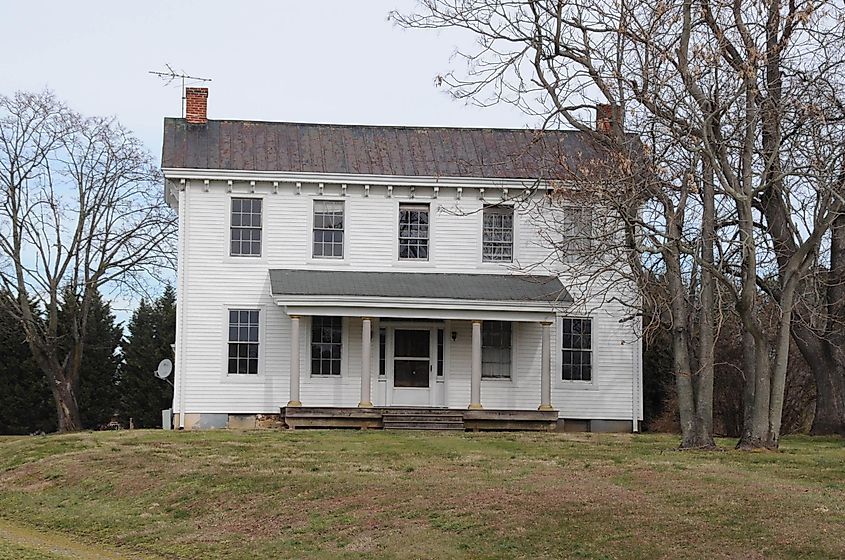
230;198;262;256
398;203;429;260
559;207;592;261
311;316;342;375
561;317;592;381
313;201;344;258
227;310;260;375
482;321;512;379
482;206;514;262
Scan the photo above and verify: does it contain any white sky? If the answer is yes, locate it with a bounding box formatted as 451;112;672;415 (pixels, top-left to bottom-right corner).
1;0;532;161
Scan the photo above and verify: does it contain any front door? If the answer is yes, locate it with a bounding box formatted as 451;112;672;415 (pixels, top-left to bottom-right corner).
391;329;431;406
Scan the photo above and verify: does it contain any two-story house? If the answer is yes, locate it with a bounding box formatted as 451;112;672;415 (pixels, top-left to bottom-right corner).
162;88;643;431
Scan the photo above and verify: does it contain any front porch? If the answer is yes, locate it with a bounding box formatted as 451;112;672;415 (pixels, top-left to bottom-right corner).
281;406;560;431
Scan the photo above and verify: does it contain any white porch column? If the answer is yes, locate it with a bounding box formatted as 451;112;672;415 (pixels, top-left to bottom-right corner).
469;320;483;410
287;315;302;407
539;321;554;411
359;317;373;408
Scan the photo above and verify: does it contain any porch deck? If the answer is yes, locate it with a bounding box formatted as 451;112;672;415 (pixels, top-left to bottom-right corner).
281;406;559;431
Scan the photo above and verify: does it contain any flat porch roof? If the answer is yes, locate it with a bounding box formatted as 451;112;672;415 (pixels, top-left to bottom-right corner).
269;269;572;322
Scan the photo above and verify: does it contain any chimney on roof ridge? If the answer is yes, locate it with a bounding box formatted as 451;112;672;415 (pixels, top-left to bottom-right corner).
596;103;615;133
185;87;208;124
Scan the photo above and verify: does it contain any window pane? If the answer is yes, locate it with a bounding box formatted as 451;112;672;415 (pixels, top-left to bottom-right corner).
482;206;514;262
227;309;259;374
311;317;342;375
399;205;430;260
231;198;262;256
562;318;591;381
313;201;345;259
482;321;512;378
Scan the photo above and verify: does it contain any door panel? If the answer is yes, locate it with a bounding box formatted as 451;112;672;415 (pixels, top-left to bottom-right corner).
391;329;432;402
394;359;430;387
394;329;430;357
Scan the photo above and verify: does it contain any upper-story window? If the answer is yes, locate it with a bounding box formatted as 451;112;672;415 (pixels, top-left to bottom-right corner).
313;201;344;258
482;321;512;379
562;317;592;381
482;205;514;262
398;203;429;260
560;207;592;261
230;198;262;256
227;309;260;375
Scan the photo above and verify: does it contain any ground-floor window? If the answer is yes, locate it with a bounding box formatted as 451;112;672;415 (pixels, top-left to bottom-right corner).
561;317;592;381
482;321;512;379
227;309;259;375
311;316;342;375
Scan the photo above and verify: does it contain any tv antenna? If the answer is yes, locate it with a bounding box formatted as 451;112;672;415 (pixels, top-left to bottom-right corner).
148;64;212;117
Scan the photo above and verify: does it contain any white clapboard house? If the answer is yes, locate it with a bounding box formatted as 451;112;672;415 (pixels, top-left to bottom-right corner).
162;88;643;431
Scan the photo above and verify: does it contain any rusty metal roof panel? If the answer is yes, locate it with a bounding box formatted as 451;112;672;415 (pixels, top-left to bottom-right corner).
162;118;619;179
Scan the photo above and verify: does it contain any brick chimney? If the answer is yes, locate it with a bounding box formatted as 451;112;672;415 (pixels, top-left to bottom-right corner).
185;87;208;124
596;103;614;133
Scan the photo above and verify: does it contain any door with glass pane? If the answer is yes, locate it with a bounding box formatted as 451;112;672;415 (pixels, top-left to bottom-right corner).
391;329;432;405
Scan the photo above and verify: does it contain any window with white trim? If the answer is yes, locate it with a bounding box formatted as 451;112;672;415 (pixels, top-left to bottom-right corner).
311;316;342;375
561;317;592;381
482;321;512;379
227;310;259;375
398;203;429;260
482;205;514;262
230;198;262;256
313;200;344;258
559;207;592;261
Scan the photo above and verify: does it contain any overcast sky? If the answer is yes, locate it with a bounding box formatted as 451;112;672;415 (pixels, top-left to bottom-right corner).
1;0;531;161
1;0;534;319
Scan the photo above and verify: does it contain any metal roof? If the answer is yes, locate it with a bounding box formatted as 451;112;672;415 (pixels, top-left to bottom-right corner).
162;118;613;180
269;269;572;304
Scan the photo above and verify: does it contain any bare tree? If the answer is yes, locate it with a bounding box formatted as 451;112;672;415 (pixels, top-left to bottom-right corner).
393;0;845;449
0;90;176;432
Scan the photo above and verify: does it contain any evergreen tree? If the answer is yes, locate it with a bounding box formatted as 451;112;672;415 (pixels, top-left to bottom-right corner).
0;296;55;434
119;285;176;428
58;290;123;429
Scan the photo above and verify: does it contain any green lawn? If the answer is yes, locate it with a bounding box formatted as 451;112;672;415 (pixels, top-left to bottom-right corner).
0;431;842;560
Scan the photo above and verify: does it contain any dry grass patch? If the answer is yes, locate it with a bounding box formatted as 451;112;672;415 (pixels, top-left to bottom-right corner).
0;430;842;559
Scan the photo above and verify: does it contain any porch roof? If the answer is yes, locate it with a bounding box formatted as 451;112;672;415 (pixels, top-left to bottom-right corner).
269;269;571;322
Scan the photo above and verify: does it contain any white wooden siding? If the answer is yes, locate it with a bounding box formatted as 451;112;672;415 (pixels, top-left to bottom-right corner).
173;180;641;420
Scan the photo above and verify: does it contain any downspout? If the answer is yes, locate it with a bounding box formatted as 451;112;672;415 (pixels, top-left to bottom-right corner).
176;181;190;429
632;318;642;433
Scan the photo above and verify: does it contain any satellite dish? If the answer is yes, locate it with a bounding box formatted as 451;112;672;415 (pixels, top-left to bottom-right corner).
155;359;173;379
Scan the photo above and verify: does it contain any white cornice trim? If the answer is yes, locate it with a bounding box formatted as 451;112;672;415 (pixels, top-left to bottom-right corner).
161;168;552;190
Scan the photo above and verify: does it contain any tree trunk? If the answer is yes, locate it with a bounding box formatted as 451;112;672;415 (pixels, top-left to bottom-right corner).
694;160;716;449
49;372;82;432
740;329;756;442
811;355;845;435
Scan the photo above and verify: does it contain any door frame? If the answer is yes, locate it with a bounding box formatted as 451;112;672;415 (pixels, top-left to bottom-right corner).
385;321;445;407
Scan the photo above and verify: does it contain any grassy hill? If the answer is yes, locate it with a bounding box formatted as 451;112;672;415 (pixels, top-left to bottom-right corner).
0;430;843;559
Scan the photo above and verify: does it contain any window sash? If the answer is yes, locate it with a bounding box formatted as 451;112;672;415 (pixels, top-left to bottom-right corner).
561;317;592;381
313;201;344;258
398;204;430;260
436;328;444;377
559;207;592;261
311;316;343;375
482;206;514;262
227;309;259;375
378;328;387;377
230;198;262;256
482;321;512;379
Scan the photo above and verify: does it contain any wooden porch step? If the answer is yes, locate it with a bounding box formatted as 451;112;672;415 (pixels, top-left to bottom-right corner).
382;409;465;431
382;420;465;431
